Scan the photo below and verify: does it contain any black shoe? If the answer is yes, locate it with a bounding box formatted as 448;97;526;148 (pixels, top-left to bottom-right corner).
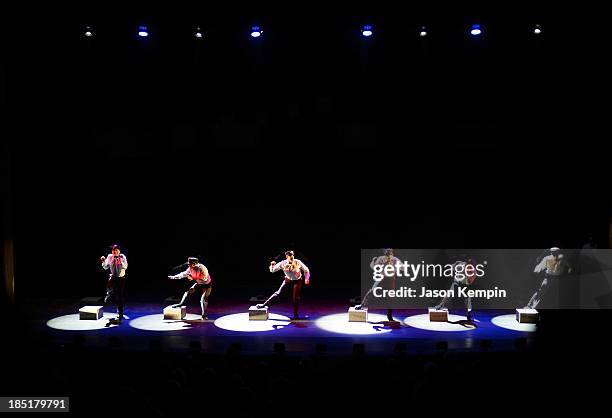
201;314;208;320
387;314;394;322
256;304;266;309
354;305;363;310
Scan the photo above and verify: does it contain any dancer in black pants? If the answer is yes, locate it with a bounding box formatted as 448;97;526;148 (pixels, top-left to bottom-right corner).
100;244;128;323
168;257;212;320
257;250;310;320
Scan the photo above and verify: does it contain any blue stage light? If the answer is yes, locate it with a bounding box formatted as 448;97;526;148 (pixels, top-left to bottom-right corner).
250;25;263;38
138;25;149;37
361;24;373;37
470;24;482;36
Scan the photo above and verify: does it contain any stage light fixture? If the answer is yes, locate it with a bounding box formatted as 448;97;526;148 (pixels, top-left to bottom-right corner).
419;26;428;37
138;25;149;37
470;24;482;36
250;25;263;38
533;24;542;34
195;26;203;38
361;24;373;37
84;26;93;38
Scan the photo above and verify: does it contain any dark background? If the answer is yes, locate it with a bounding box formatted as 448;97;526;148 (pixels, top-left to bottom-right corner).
3;2;610;304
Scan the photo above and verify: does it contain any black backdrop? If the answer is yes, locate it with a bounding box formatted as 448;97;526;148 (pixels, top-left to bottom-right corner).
5;2;610;302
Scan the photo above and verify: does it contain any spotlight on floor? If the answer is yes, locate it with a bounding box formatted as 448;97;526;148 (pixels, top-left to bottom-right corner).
533;24;542;35
470;24;482;36
250;25;263;38
138;25;149;37
361;24;373;37
419;26;428;37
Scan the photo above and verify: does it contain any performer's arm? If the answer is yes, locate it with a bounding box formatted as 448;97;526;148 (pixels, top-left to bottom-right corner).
564;259;572;274
101;255;110;270
169;268;190;280
200;265;211;282
369;256;381;269
298;260;311;285
120;254;128;270
270;260;284;273
533;256;547;273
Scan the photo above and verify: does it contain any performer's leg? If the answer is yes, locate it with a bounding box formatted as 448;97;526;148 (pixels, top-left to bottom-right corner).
526;277;549;309
292;280;303;319
116;277;126;320
200;286;212;319
356;285;376;309
104;276;115;304
465;290;472;321
387;309;393;321
435;281;457;310
257;279;288;308
173;282;197;308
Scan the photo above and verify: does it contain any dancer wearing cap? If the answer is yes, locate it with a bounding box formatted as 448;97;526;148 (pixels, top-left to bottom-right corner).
257;250;311;320
168;257;212;319
525;247;572;309
100;244;128;323
355;248;401;321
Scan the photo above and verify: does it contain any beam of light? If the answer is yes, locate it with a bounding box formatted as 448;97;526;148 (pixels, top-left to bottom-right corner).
533;25;542;34
315;313;395;335
214;313;290;332
491;314;537;332
46;313;130;331
419;26;427;37
138;25;149;37
403;313;476;331
129;313;203;331
470;24;482;36
361;25;373;37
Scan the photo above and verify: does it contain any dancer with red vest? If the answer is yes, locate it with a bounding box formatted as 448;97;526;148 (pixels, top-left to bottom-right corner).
168;257;212;319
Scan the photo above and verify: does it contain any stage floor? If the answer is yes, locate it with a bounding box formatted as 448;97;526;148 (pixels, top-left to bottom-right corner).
27;298;537;356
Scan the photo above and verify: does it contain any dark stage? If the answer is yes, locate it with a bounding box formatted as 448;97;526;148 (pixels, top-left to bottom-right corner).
2;2;612;415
